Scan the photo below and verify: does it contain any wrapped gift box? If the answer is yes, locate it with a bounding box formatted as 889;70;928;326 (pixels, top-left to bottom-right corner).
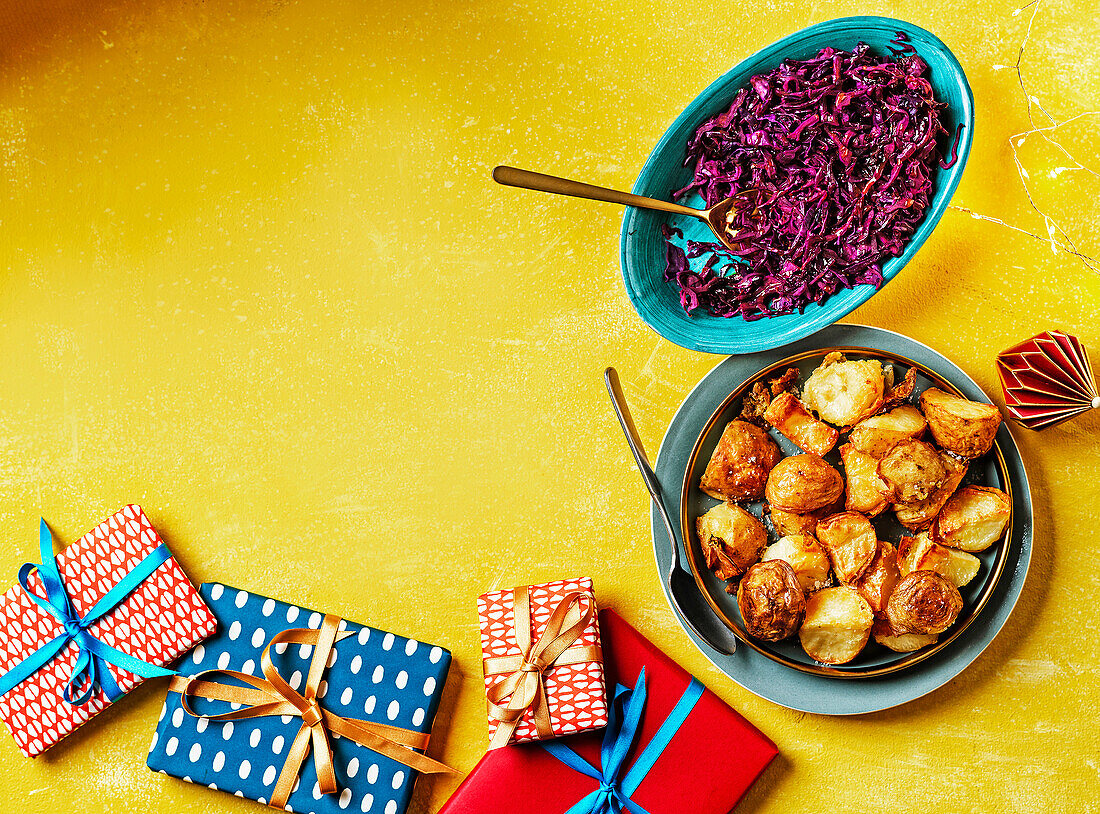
0;505;217;757
478;578;607;746
443;609;777;814
147;583;453;813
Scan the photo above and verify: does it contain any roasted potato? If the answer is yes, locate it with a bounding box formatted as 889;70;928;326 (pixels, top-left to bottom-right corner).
898;532;980;588
932;485;1011;552
848;405;928;459
920;388;1003;459
737;561;805;641
697;503;767;580
815;512;878;583
855;541;900;614
699;420;783;502
885;572;963;635
872;617;938;652
893;453;968;530
764;392;839;456
897;532;934;575
766;503;837;537
765;454;845;513
877;438;948;503
762;534;831;593
798;586;874;665
839;443;891;517
882;367;918;411
802;356;885;428
917;544;982;588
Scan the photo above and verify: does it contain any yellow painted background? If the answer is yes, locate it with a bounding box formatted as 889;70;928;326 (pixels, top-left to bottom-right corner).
1;0;1098;811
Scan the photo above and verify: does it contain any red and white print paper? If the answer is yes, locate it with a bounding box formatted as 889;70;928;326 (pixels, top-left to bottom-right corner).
478;577;607;744
0;505;217;757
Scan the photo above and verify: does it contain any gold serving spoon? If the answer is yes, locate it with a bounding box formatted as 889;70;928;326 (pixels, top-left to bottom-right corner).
492;166;753;251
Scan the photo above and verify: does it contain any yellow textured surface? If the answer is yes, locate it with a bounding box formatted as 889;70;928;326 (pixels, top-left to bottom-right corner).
1;0;1098;811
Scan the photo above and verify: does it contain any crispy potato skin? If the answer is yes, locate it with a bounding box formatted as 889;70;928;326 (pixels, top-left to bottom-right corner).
737;561;806;641
886;571;963;635
848;405;928;459
815;512;878;584
872;617;938;652
802;358;885;428
762;534;831;592
893;453;968;531
877;438;947;503
932;485;1012;552
799;586;874;664
839;443;891;516
856;541;900;614
920;388;1003;459
697;503;767;580
764;392;839;456
897;532;934;576
765;454;845;513
700;420;784;502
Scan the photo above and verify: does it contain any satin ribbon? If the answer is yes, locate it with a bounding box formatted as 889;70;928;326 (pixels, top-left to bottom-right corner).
543;669;704;814
0;519;179;705
170;614;456;810
482;586;602;749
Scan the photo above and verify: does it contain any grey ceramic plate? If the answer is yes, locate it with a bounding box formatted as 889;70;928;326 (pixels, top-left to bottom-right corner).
650;324;1033;714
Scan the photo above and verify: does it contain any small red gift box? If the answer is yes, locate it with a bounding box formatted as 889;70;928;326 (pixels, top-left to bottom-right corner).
0;506;217;756
478;578;608;747
446;609;777;814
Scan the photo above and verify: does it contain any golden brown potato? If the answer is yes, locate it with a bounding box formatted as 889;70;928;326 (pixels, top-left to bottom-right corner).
932;485;1011;552
762;534;831;593
897;532;934;576
848;405;928;459
798;586;874;665
697;503;767;580
802;356;885;428
920;388;1003;459
699;420;783;502
915;543;982;588
839;443;891;517
855;541;900;614
872;617;938;652
815;512;878;583
765;454;845;513
737;561;806;641
877;438;947;503
886;572;963;635
893;453;968;531
763;392;839;457
882;367;918;411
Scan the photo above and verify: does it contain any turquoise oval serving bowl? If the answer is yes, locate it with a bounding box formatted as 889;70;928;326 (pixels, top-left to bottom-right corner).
620;17;974;354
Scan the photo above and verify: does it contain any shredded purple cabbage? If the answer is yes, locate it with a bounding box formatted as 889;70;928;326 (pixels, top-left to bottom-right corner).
663;40;954;321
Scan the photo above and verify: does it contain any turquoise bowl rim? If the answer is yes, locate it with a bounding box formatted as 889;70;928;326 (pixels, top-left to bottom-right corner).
619;16;975;355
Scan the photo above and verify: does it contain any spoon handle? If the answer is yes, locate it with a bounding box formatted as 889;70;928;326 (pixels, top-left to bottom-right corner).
604;367;663;503
493;166;704;220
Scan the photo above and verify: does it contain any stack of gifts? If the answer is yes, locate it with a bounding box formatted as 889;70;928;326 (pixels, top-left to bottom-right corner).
0;509;778;814
453;577;778;814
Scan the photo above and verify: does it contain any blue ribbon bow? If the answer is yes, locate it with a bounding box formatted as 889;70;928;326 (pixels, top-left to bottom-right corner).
0;519;179;705
543;668;704;814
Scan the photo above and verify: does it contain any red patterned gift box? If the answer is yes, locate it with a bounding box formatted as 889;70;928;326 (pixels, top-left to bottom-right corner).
0;505;217;757
478;578;608;747
442;609;778;814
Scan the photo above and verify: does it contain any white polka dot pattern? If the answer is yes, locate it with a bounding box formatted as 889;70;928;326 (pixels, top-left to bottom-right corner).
477;578;607;744
145;584;451;814
0;505;217;757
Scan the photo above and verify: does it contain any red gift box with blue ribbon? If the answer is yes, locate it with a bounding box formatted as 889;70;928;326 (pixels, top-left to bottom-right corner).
440;609;777;814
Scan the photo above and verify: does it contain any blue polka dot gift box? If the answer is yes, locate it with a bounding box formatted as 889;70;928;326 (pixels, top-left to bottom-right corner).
147;583;456;813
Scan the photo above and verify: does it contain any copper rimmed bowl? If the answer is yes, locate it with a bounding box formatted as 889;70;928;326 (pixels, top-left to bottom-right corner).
680;346;1013;678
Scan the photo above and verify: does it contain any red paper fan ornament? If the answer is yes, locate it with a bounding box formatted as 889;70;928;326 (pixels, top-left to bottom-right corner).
996;330;1100;430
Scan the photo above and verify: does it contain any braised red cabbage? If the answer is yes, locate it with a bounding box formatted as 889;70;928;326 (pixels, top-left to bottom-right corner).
664;40;954;321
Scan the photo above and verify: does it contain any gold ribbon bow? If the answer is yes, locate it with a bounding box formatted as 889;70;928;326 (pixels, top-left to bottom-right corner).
482;586;602;749
169;614;456;810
